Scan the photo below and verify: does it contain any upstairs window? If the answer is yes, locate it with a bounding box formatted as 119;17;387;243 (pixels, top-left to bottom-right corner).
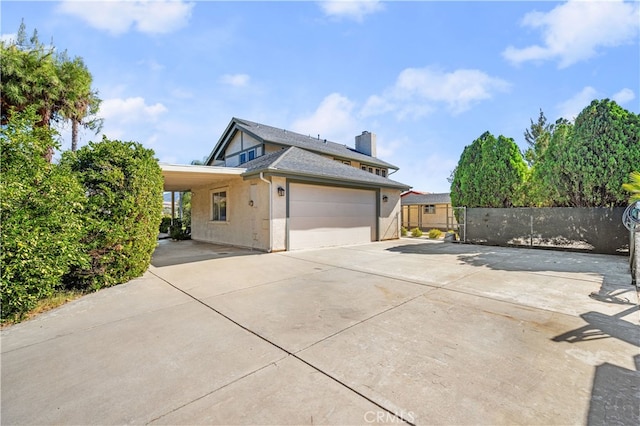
424;204;436;214
248;149;256;161
382;170;387;177
239;153;247;164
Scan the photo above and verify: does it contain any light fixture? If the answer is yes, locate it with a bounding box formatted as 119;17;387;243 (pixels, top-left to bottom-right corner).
277;186;285;197
382;195;389;203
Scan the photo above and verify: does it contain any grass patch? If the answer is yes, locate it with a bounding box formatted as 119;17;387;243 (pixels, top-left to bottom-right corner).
1;289;88;328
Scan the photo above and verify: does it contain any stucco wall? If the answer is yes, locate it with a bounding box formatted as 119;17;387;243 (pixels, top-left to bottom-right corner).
190;176;270;251
379;189;402;240
271;176;287;251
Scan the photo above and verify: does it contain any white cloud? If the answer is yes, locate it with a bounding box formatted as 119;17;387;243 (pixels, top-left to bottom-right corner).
58;0;194;35
362;67;510;118
557;86;637;120
375;136;405;160
612;88;635;105
99;97;168;124
291;93;359;143
219;73;250;88
318;0;384;22
0;33;16;44
170;88;194;99
503;0;640;68
557;86;599;120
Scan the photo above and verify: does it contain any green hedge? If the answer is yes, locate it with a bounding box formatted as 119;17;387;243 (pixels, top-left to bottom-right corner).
1;110;164;321
1;109;87;321
61;137;164;290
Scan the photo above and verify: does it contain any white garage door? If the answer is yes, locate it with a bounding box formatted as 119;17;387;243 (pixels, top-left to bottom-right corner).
289;183;376;250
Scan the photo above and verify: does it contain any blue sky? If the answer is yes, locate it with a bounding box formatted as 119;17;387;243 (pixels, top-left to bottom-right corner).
2;0;639;192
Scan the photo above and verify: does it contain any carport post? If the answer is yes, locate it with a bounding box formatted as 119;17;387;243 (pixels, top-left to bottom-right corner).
171;191;175;225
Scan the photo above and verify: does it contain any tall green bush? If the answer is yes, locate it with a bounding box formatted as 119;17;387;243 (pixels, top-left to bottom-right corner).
61;137;163;290
1;109;86;321
450;131;527;208
530;100;640;207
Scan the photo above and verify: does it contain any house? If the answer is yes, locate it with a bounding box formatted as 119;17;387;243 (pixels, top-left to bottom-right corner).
161;117;410;251
401;191;458;232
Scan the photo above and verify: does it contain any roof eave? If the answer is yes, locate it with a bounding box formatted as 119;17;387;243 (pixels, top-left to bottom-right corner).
242;168;411;190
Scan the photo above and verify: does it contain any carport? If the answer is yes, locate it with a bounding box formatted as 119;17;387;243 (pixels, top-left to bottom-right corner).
161;163;244;219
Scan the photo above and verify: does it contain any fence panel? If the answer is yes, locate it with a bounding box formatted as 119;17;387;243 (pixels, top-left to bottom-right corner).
465;207;627;255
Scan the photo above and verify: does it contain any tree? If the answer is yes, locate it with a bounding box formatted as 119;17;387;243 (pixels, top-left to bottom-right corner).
0;21;101;157
525;118;573;206
57;52;103;151
0;108;87;321
523;109;554;167
450;131;528;208
61;137;164;290
533;99;640;207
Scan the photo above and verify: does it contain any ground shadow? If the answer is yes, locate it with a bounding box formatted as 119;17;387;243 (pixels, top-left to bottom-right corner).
586;355;640;426
151;239;260;267
388;240;639;423
387;241;635;303
552;306;639;347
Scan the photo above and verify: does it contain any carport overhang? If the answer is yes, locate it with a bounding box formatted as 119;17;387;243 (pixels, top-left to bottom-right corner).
160;163;246;192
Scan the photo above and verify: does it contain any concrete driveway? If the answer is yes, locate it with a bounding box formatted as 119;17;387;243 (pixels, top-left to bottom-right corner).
2;239;638;425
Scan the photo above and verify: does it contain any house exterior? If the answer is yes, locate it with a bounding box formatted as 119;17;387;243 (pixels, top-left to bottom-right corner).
161;117;410;251
401;192;457;231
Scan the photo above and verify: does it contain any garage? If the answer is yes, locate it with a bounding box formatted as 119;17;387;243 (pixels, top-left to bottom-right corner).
288;183;376;250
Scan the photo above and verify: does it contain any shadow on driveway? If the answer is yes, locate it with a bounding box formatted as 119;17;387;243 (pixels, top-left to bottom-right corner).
151;239;259;268
388;240;640;425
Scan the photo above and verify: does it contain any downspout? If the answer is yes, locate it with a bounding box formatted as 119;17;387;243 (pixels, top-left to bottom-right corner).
259;172;273;252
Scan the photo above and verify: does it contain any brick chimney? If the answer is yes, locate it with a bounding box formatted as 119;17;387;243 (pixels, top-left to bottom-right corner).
355;131;376;157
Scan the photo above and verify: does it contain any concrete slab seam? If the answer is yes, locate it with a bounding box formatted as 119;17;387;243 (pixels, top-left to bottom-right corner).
147;269;417;426
279;252;451;290
295;292;429;354
147;355;289;424
284;252;639;322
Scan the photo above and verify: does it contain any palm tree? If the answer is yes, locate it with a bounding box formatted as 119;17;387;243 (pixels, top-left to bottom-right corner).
57;52;103;152
623;171;640;203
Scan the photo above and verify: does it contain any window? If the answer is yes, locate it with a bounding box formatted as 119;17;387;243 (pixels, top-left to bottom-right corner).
375;169;380;176
368;167;373;173
361;165;367;171
424;204;436;214
239;153;247;164
342;160;351;166
381;170;387;177
248;149;255;161
212;191;227;221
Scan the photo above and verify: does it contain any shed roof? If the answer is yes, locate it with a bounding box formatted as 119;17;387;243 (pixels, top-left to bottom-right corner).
401;192;451;205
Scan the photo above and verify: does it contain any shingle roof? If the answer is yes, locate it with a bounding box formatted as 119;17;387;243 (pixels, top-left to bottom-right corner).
401;192;451;205
242;146;410;190
208;117;398;170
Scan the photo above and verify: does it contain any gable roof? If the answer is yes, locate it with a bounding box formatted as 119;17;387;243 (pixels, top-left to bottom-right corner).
206;117;398;170
401;192;451;205
242;146;410;190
